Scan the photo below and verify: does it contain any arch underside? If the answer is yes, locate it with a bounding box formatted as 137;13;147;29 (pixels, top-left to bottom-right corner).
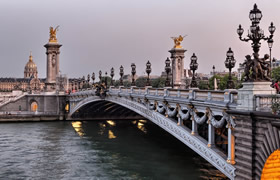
70;96;235;179
256;121;280;179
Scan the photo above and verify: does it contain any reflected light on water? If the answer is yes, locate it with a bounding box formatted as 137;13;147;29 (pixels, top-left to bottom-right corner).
132;120;137;125
137;122;147;134
108;130;116;139
98;123;106;135
71;121;85;137
107;120;116;126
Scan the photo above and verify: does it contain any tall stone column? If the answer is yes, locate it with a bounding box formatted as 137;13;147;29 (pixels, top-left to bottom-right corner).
44;43;62;91
169;48;187;89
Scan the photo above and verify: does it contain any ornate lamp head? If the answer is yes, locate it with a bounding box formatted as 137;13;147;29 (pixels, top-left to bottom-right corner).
268;22;276;35
146;61;152;74
110;67;114;78
249;4;262;25
268;38;274;49
165;57;171;74
237;24;244;37
91;72;95;82
190;53;198;71
131;63;136;75
119;65;124;76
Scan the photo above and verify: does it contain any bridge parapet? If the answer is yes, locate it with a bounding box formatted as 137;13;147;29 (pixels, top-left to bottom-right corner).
254;94;280;112
109;87;238;106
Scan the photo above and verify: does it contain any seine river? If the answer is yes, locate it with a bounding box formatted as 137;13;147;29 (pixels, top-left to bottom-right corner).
0;120;227;180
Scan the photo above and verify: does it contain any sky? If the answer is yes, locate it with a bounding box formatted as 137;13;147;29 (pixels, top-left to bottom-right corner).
0;0;280;79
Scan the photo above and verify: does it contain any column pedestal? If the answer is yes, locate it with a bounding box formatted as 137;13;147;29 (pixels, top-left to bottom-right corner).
237;82;275;111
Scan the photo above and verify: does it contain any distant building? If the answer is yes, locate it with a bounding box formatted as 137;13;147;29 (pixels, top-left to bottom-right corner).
272;58;280;69
0;53;44;92
237;63;245;81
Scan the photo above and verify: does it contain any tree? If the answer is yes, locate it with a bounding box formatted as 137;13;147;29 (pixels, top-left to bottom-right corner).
151;77;165;88
135;77;147;87
272;67;280;81
198;80;209;90
208;74;239;90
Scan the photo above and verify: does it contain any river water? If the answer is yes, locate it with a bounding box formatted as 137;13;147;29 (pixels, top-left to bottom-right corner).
0;120;227;180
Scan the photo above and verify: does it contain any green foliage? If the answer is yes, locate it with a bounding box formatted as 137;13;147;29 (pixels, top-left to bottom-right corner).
208;74;239;90
198;80;209;90
135;77;147;87
151;77;165;88
272;67;280;81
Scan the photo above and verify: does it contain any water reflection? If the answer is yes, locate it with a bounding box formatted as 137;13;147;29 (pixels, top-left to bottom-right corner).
108;130;117;139
71;121;85;137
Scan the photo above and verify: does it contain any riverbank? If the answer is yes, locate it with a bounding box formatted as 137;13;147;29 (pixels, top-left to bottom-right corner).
0;114;66;122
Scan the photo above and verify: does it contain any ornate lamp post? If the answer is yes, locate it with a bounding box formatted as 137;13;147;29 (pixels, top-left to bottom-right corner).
165;57;171;87
189;53;198;88
110;67;114;86
225;48;236;89
131;63;136;86
212;65;215;76
237;4;275;81
146;61;152;86
105;72;108;87
119;65;124;86
91;72;95;84
267;38;274;68
99;70;102;83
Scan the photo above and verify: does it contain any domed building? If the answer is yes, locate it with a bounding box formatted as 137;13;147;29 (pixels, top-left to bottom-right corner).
24;52;38;78
0;53;45;92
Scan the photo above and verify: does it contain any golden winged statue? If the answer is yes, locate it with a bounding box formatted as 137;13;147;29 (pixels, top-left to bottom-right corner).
171;35;187;49
49;26;59;43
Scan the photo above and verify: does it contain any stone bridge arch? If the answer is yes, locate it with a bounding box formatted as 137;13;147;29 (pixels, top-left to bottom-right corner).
69;95;235;179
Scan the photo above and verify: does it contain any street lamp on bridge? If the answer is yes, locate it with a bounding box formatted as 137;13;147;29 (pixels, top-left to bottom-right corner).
189;53;198;88
119;65;124;86
146;61;152;86
267;37;274;69
110;67;114;86
99;70;102;83
131;63;136;86
91;72;95;84
212;65;215;76
224;48;236;89
165;57;171;87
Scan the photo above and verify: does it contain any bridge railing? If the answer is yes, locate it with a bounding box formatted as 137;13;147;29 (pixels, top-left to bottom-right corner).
109;87;237;104
254;94;280;112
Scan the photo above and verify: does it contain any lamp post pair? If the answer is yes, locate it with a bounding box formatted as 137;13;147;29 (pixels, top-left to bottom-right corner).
164;54;198;88
131;61;151;86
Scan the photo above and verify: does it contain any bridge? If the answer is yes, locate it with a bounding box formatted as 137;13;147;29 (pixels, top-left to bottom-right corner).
68;86;279;180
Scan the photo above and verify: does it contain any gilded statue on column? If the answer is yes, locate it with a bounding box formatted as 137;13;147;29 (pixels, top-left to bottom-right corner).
171;35;187;49
49;26;59;43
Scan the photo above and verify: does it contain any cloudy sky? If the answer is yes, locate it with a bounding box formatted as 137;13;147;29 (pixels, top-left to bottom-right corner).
0;0;280;78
